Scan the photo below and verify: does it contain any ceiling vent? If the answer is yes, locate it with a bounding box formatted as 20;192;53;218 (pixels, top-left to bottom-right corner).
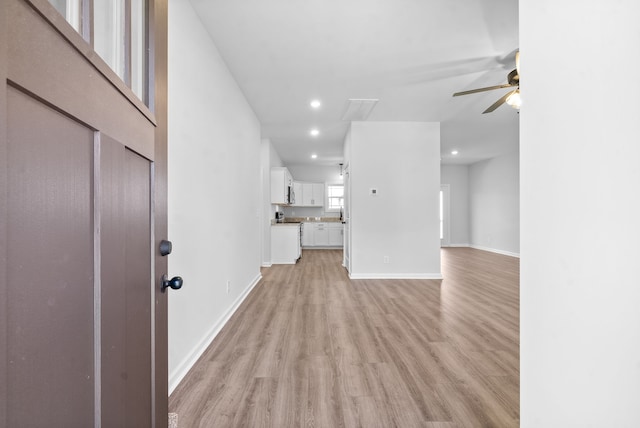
341;98;379;121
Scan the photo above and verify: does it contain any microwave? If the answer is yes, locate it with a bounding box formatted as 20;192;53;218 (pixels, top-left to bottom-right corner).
287;186;295;205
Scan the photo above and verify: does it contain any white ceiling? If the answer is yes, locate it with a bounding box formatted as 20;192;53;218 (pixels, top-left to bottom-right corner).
190;0;519;166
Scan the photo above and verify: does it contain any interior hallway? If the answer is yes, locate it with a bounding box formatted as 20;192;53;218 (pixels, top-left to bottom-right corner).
169;248;519;427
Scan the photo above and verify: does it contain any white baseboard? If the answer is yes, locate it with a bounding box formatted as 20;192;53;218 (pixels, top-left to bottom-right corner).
168;272;262;395
446;243;470;248
470;244;520;258
261;262;272;267
348;272;443;280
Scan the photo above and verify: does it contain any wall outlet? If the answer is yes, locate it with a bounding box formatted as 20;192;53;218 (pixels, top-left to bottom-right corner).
226;280;231;294
383;256;390;264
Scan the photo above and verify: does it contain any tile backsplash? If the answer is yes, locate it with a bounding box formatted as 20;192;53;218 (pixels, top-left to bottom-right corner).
283;206;339;218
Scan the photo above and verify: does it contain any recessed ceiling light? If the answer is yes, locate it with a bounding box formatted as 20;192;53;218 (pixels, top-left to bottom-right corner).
311;154;317;159
451;150;459;155
310;129;320;137
310;99;321;109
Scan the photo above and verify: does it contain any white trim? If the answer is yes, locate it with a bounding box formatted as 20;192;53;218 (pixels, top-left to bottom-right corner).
168;272;262;395
348;272;443;280
447;243;470;248
261;262;272;268
470;245;520;258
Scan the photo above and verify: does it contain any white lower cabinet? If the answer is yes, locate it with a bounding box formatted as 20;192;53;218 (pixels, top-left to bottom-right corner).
328;226;343;246
314;223;329;246
271;225;301;264
302;222;343;247
302;223;314;246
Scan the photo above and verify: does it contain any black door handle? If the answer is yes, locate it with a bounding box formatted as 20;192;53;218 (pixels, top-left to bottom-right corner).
161;274;183;292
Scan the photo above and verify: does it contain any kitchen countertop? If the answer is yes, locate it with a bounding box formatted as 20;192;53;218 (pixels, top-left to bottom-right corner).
283;217;342;223
271;217;343;225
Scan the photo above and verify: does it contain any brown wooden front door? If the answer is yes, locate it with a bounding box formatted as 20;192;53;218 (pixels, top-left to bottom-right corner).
0;0;168;426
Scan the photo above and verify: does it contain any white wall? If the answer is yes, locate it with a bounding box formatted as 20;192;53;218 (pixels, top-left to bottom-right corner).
440;165;470;246
346;122;441;278
468;150;519;256
167;0;262;393
260;138;283;265
521;1;640;426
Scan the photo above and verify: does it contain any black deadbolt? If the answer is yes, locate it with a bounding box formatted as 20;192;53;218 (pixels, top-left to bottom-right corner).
159;240;172;256
162;274;183;292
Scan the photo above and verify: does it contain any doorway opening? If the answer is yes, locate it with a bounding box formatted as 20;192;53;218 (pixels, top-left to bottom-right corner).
440;184;450;247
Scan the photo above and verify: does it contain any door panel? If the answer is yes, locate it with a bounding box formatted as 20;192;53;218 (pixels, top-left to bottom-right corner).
6;86;95;427
123;148;153;427
100;138;153;426
100;136;128;427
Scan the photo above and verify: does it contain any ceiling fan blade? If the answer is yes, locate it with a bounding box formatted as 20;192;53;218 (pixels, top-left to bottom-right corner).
453;83;516;97
515;50;520;76
482;89;517;114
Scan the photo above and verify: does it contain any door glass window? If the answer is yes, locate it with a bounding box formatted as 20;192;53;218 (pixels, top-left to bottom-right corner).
48;0;149;106
94;0;126;81
48;0;82;33
130;0;148;102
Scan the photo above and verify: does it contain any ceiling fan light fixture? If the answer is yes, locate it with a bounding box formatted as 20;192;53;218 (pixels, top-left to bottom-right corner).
505;90;521;109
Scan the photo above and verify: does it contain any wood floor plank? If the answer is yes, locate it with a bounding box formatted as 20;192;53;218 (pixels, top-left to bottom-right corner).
353;395;392;428
270;357;309;428
232;376;278;428
169;248;520;427
307;355;346;428
364;362;430;428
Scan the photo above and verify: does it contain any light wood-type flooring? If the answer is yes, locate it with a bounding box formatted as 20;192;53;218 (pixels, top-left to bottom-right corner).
169;248;519;427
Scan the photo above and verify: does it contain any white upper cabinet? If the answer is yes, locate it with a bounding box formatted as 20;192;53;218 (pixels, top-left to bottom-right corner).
312;183;324;206
295;182;325;207
271;167;293;204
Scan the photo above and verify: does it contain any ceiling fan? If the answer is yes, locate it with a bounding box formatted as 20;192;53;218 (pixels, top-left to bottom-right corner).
453;51;520;114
